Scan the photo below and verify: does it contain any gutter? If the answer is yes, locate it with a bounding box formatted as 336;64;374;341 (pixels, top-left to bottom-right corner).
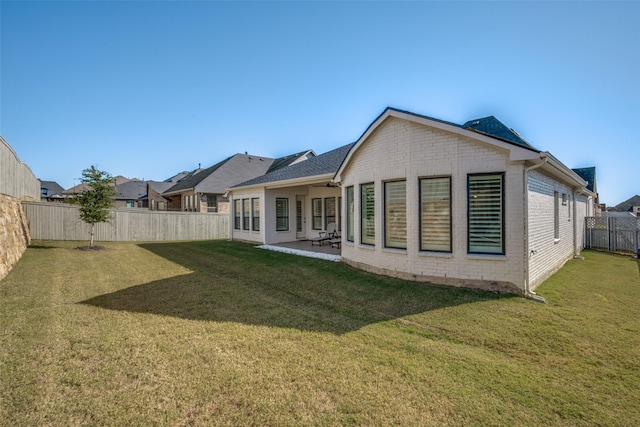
524;153;548;303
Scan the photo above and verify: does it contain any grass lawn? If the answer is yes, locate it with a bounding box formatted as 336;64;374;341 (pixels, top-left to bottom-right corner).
1;241;639;426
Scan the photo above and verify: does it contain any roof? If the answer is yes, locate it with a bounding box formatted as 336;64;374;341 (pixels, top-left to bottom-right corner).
164;156;232;193
462;116;536;149
267;150;315;173
163;153;276;195
39;180;65;196
572;167;597;193
613;195;640;212
115;180;147;200
233;143;355;188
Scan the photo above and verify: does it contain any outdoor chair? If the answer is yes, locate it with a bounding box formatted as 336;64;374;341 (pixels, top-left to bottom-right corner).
310;222;337;246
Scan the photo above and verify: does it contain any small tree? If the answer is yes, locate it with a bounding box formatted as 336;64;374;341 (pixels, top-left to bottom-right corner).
73;166;117;248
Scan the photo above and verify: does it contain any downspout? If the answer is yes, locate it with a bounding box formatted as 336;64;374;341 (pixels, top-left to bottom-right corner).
524;154;548;303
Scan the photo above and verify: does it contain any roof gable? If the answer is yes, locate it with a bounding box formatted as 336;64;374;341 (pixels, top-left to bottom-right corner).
267;150;316;173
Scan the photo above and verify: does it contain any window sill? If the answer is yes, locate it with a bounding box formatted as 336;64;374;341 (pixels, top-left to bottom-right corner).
382;247;407;255
419;251;453;259
358;244;376;250
467;254;507;261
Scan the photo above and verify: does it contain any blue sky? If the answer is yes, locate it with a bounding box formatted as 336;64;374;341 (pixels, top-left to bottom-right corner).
1;1;638;206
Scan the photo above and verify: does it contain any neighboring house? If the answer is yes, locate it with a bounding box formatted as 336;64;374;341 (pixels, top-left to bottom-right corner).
144;181;175;211
609;195;640;217
228;107;595;298
39;180;65;202
162;151;314;213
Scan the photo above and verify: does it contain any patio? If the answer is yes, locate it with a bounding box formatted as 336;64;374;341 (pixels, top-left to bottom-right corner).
257;239;341;261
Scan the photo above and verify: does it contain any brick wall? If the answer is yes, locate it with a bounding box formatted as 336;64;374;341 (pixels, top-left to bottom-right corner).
339;117;527;294
0;194;31;280
527;170;578;289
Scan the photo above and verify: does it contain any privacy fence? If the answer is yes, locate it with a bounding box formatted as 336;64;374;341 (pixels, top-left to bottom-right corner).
23;202;229;242
585;216;640;256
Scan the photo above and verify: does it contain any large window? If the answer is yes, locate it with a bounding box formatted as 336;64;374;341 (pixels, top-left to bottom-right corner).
468;173;504;254
276;198;289;231
346;187;354;242
234;199;241;230
325;197;336;229
384;181;406;249
312;198;322;230
420;177;451;252
242;199;250;230
251;198;260;231
361;183;375;245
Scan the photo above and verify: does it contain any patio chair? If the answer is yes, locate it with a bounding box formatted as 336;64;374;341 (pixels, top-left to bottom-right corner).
310;222;337;246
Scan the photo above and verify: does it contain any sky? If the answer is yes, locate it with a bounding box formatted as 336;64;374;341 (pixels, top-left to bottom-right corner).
1;1;638;206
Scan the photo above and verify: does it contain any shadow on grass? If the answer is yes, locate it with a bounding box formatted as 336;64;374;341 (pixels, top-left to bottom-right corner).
80;241;513;334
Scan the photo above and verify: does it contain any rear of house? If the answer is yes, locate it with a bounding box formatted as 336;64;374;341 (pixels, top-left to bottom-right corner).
229;108;595;296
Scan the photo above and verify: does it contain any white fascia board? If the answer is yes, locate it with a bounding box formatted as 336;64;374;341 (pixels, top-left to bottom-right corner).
539;152;588;188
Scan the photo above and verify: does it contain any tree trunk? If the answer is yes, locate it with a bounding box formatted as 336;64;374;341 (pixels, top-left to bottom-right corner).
90;223;95;247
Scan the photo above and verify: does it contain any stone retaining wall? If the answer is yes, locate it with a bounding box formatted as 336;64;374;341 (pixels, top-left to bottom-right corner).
0;193;31;280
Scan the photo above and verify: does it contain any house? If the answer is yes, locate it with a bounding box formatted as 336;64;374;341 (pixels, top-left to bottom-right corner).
610;195;640;217
228;107;596;298
39;180;66;202
162;151;314;213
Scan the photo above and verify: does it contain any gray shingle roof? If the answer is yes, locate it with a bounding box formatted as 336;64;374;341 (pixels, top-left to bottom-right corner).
164;156;233;193
267;150;315;173
462;116;536;149
115;180;148;200
614;195;640;212
234;143;355;188
39;180;65;197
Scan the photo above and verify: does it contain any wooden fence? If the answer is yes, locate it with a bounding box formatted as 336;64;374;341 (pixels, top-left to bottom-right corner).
585;216;640;256
23;202;229;242
0;136;40;200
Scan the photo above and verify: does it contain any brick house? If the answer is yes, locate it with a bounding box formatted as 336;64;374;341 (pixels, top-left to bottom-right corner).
229;107;596;297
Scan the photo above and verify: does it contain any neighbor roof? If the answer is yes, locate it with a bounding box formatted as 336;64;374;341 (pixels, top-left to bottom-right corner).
115;180;147;200
613;195;640;212
233;143;355;188
40;180;65;196
164;156;232;194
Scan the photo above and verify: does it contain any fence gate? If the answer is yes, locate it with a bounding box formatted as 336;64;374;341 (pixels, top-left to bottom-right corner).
585;216;640;255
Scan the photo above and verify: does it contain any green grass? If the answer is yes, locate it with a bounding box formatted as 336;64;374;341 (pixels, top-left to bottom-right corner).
1;241;639;426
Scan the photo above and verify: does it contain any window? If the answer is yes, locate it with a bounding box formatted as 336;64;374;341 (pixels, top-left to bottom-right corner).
361;183;375;245
242;199;250;230
420;177;451;252
126;200;135;208
251;198;260;231
312;198;322;230
554;191;560;239
207;195;218;213
468;173;504;254
562;193;567;206
234;199;241;230
346;187;354;242
384;181;406;249
325;197;336;229
567;194;571;220
41;188;48;196
276;198;289;231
